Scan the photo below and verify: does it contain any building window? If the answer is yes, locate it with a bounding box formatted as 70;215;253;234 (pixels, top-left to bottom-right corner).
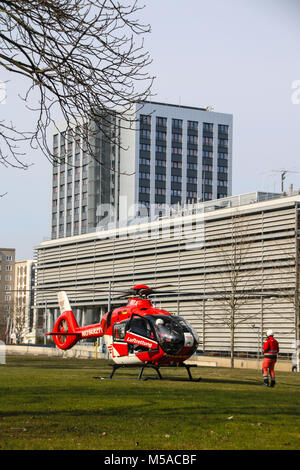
156;131;167;141
140;129;151;138
203;123;213;132
187;191;197;198
188;121;198;130
218;124;228;134
171;147;182;155
156;159;166;167
140;143;151;152
203;151;213;158
218;152;228;159
171;175;182;183
218;166;228;174
155;188;166;196
172;133;182;143
172;119;183;129
187;177;197;184
155;145;166;153
187;135;197;144
139;172;150;180
140;114;151;125
187;149;197;157
156;117;167;127
139;186;150;194
203;137;213;146
155;173;166;181
187;162;197;170
203;164;213;172
218;139;228;148
139;157;150;165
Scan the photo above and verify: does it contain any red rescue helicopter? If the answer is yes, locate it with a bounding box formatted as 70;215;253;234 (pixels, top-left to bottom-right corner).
46;284;200;380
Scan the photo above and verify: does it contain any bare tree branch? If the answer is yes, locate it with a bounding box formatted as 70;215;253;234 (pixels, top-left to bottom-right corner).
0;0;154;169
208;214;260;367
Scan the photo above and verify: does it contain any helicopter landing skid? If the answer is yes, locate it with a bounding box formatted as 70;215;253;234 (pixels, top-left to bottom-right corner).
94;362;201;381
107;363;162;380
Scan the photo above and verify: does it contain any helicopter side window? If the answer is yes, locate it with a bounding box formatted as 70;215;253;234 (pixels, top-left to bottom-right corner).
128;315;155;340
113;321;128;341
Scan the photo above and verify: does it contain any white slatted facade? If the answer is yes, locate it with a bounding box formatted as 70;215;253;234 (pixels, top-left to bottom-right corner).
35;196;300;356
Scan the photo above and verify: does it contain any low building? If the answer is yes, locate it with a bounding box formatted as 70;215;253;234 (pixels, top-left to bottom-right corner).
34;191;300;359
13;260;35;343
0;248;15;343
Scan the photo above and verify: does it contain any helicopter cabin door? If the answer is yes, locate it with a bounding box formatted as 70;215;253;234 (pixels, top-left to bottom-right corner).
112;320;129;357
124;314;158;353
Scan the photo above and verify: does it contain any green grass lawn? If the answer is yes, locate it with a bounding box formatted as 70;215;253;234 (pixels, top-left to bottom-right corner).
0;355;300;450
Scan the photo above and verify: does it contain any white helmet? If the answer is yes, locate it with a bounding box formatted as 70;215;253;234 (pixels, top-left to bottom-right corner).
266;329;274;337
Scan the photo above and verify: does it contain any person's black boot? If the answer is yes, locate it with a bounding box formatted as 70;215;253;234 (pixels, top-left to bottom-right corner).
263;375;269;387
270;379;275;388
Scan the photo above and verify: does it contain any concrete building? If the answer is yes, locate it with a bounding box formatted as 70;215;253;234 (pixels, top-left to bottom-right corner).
0;248;15;342
13;260;35;343
35;190;300;361
50;101;233;239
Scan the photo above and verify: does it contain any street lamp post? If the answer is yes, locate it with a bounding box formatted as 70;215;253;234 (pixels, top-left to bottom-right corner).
252;324;260;369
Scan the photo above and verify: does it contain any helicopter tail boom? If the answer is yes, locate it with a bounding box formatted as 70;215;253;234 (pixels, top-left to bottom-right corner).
47;291;105;350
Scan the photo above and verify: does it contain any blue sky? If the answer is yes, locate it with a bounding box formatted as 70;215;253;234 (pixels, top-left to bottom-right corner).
0;0;300;260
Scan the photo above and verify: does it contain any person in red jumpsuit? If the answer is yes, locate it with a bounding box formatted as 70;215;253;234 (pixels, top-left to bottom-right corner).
262;329;279;387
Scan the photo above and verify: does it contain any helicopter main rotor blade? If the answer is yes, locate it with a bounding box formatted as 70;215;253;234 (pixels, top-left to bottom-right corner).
152;284;174;289
34;287;130;294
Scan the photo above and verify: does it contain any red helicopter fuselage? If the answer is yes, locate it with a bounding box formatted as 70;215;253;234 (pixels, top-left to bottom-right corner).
48;287;199;367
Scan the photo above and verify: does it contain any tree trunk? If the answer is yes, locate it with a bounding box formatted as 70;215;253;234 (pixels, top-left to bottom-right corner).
230;326;235;368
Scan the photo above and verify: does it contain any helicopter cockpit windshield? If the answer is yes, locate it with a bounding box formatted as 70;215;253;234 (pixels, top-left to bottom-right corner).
147;315;198;355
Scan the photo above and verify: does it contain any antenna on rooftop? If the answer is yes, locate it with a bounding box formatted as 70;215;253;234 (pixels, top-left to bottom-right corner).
271;169;299;192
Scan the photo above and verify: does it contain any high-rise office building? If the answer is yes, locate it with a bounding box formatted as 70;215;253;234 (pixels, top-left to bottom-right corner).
50;101;232;239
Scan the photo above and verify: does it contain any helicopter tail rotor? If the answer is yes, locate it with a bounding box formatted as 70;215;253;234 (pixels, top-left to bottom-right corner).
46;291;80;350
